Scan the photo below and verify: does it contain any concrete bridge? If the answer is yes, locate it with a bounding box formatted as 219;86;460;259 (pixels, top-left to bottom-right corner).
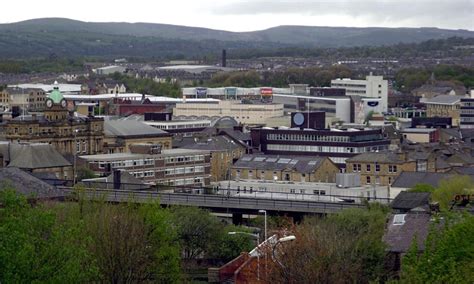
63;187;370;223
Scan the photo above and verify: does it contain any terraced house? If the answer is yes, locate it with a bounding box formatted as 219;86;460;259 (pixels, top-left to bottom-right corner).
346;152;416;186
231;154;340;183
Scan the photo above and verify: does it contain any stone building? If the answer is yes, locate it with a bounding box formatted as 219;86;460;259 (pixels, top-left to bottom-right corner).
179;136;247;182
103;120;173;153
0;142;73;180
346;152;416;186
422;95;462;126
4;84;104;156
79;144;211;186
231;154;340;183
0;87;46;112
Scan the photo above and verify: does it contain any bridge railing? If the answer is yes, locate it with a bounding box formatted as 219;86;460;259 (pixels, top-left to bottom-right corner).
62;187;368;214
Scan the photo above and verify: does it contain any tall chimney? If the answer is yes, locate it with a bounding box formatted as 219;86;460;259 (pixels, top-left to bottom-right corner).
222;49;227;67
113;170;121;190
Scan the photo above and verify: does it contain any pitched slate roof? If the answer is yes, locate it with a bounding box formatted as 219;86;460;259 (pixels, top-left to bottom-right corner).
0;167;65;199
7;143;71;169
422;95;461;105
181;136;242;152
391;172;457;189
383;212;432;253
233;154;329;174
346;151;404;163
104;120;170;137
391;191;431;211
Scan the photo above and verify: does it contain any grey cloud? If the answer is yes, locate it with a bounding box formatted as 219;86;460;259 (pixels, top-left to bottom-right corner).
212;0;474;29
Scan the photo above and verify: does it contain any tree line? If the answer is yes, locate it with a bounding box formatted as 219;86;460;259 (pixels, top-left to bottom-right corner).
0;186;254;283
110;73;181;98
395;64;474;92
205;65;353;88
1;175;473;283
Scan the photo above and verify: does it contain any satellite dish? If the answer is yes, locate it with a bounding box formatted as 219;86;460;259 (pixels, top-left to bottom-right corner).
293;113;305;126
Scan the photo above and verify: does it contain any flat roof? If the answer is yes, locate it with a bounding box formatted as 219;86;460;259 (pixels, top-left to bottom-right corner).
79;148;209;161
402;128;437;133
9;83;82;93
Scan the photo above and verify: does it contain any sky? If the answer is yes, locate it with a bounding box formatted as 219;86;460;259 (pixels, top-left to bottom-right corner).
1;0;473;31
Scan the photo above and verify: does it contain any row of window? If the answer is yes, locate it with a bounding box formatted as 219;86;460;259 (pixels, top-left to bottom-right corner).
165;166;204;176
167;177;203;186
267;144;387;153
460;109;474;114
165;155;205;163
99;158;155;168
151;123;210;130
130;171;155;178
352;163;398;173
229;185;327;196
267;133;351;142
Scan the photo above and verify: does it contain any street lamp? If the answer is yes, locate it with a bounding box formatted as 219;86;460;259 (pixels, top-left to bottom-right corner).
258;209;267;278
228;231;261;280
258;210;267;242
272;235;296;274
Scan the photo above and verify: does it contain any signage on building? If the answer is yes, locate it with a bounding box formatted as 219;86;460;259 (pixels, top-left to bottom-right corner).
260;87;273;96
196;87;208;98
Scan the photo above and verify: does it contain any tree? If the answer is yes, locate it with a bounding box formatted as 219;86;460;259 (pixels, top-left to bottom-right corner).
400;214;474;283
432;176;474;210
208;225;255;262
140;203;181;283
76;166;96;181
170;206;222;259
409;183;435;193
267;207;388;283
0;188;98;283
82;200;181;283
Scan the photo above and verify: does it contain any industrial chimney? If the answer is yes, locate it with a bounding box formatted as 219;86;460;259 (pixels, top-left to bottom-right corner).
222;49;227;67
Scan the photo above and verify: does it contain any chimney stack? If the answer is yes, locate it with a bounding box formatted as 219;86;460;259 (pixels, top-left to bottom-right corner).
222;49;227;67
113;170;121;190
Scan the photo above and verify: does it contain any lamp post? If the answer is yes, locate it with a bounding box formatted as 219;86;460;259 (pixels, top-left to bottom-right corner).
258;210;267;242
272;235;296;280
258;209;267;278
228;231;261;281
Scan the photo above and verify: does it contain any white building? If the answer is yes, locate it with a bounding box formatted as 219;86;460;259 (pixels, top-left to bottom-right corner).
213;179;392;203
272;94;351;124
173;100;284;125
93;65;127;75
331;74;388;112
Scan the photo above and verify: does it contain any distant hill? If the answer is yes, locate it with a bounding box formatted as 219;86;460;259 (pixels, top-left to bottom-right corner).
0;18;472;58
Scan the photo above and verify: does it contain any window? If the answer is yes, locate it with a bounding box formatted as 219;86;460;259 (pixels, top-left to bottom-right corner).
393;214;406;225
375;164;380;172
389;165;398;173
366;164;371;172
290;189;296;194
366;176;371;184
352;164;361;172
